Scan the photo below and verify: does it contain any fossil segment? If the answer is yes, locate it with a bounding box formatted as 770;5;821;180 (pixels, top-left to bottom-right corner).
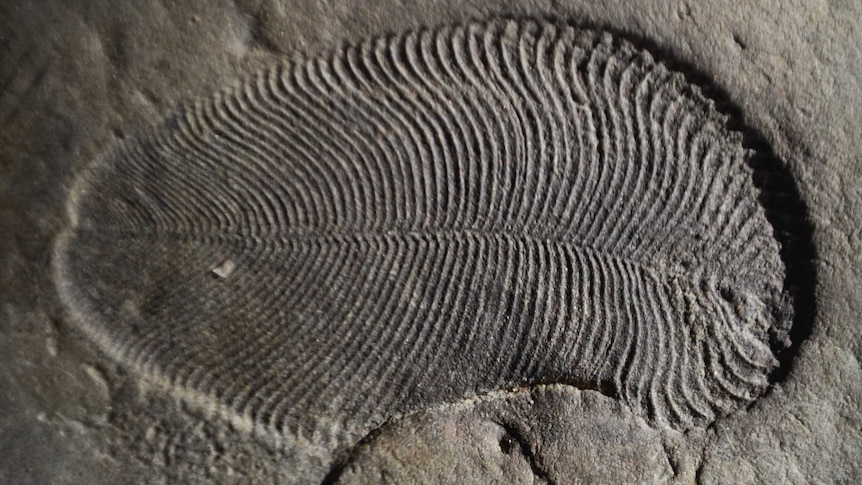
54;19;793;437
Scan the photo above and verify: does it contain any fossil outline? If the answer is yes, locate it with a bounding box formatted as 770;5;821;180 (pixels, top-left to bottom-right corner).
53;18;811;444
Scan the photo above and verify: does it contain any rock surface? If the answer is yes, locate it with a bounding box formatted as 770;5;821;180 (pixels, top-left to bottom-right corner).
1;1;860;483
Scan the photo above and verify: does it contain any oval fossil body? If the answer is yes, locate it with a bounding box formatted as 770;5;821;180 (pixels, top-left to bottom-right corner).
54;19;794;438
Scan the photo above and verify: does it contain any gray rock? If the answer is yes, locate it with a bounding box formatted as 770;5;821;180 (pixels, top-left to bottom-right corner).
1;1;860;483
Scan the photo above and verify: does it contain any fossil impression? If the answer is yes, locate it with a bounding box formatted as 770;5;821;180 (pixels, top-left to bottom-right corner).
54;19;795;439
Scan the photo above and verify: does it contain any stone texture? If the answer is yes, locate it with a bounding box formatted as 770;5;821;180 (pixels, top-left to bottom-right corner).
1;1;860;483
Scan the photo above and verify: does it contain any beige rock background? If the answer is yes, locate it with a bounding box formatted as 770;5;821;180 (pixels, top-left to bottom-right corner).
1;0;859;483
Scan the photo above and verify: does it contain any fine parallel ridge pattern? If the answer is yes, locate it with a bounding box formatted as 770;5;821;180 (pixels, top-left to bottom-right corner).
54;19;795;439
